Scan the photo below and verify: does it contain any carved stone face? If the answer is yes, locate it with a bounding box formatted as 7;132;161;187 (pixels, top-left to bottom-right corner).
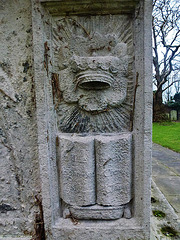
53;18;133;133
59;44;128;113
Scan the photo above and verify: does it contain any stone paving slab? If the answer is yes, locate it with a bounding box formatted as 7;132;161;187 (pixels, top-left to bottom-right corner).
152;143;180;219
153;152;179;163
151;180;180;240
168;165;180;176
152;159;177;177
153;176;180;196
152;144;180;171
166;195;180;218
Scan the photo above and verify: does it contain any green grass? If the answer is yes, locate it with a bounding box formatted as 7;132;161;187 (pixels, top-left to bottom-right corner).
152;122;180;153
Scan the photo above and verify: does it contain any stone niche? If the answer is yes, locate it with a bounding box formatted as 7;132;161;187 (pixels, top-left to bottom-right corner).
32;0;152;239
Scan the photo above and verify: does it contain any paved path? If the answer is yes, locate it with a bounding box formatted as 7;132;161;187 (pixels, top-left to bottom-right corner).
152;143;180;218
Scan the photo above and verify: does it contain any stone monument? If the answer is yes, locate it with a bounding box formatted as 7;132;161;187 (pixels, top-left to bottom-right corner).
32;0;152;239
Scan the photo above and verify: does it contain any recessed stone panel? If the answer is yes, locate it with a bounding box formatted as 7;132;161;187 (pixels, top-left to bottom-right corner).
31;0;152;239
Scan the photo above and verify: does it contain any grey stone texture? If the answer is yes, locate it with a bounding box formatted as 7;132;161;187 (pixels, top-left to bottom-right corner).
0;0;152;239
59;135;95;206
59;133;132;220
0;0;40;238
54;15;134;133
151;144;180;239
69;205;124;220
31;0;152;239
95;134;132;206
152;143;180;218
151;180;180;240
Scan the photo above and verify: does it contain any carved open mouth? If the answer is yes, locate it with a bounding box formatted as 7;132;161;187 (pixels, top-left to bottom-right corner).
79;80;110;90
77;71;113;90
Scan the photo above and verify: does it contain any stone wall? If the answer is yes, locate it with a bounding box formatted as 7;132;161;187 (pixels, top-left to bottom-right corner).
0;0;41;238
0;0;152;239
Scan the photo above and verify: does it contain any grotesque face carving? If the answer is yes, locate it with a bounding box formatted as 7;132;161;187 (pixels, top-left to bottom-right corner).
57;33;128;113
53;17;134;133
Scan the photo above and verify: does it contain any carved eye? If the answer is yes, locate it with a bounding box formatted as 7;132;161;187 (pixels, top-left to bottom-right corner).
109;66;118;74
72;68;78;73
71;63;78;73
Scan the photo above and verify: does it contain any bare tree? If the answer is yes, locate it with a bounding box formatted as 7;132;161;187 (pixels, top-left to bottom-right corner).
152;0;180;120
174;72;180;93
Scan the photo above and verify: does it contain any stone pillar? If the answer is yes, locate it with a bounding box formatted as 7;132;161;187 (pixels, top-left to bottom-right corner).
32;0;152;239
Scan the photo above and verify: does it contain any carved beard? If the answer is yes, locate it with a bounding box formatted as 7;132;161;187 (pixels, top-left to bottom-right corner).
57;101;131;133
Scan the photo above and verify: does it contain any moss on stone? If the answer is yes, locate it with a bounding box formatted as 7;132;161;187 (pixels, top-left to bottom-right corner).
153;210;166;218
160;226;179;238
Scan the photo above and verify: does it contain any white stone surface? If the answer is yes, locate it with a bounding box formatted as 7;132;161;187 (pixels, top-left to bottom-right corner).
59;135;95;206
95;133;132;206
170;110;177;121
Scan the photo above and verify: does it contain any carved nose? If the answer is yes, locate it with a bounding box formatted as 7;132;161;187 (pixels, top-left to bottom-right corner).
77;71;112;90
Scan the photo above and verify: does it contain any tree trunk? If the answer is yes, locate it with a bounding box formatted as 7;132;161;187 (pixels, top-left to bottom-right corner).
155;87;163;104
153;87;168;122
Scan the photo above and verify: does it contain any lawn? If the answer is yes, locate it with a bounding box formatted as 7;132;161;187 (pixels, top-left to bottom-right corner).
152;122;180;153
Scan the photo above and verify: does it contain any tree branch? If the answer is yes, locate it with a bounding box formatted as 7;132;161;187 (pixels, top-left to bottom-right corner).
162;80;180;92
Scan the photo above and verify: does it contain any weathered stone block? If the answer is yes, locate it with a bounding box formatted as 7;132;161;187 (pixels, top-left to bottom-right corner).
59;135;95;206
95;133;132;206
69;205;124;220
59;133;132;220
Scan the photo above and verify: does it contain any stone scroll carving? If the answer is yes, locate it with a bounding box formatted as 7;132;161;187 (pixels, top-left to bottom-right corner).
59;133;132;220
53;16;134;220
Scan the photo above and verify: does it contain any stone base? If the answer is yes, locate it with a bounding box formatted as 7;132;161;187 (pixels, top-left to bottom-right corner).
53;218;149;240
69;204;124;220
